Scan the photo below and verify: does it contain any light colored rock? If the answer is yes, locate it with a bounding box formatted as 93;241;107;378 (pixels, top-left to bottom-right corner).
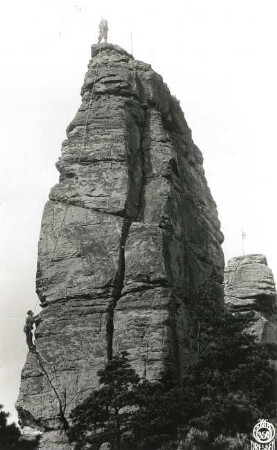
99;443;111;450
19;426;42;446
22;426;43;436
17;43;224;449
224;254;277;342
36;431;72;450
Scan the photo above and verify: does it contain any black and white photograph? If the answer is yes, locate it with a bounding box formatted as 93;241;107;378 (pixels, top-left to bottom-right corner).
0;1;276;449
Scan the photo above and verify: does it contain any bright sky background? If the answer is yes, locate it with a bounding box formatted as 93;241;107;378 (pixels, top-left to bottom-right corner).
0;0;276;424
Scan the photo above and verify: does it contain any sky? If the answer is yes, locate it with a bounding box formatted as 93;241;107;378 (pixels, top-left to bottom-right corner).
0;0;276;424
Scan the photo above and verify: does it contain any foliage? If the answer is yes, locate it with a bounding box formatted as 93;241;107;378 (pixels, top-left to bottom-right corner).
69;354;182;450
0;405;20;450
130;380;180;449
183;427;209;449
0;405;38;450
180;293;277;439
68;289;277;450
68;351;140;450
178;429;248;450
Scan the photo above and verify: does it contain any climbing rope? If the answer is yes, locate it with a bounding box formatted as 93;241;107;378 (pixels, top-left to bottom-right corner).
33;297;40;315
34;349;69;430
27;45;104;325
50;43;104;262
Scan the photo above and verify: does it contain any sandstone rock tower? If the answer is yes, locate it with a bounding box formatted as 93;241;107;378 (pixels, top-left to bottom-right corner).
17;44;224;449
225;254;277;342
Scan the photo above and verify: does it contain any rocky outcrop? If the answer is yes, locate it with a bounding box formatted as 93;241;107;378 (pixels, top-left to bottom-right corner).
224;254;277;342
16;43;224;449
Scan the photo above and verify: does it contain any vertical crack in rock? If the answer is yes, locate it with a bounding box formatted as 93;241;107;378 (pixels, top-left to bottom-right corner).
106;217;133;360
106;108;146;360
105;72;148;360
17;44;225;449
135;124;147;223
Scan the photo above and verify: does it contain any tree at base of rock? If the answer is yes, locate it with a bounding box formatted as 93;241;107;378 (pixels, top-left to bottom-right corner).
0;405;20;450
68;351;140;450
178;428;248;450
0;405;38;450
182;295;277;440
68;352;179;450
68;300;277;450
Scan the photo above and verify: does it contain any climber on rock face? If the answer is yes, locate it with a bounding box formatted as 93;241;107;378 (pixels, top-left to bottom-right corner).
98;18;108;44
24;310;36;351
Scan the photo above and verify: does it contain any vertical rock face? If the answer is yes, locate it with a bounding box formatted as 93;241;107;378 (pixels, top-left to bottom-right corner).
17;44;224;449
224;254;277;342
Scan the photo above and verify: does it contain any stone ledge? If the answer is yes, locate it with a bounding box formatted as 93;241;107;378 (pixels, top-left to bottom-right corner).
91;43;133;59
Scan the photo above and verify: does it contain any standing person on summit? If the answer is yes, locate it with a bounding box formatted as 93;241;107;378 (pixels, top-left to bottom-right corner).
98;18;108;44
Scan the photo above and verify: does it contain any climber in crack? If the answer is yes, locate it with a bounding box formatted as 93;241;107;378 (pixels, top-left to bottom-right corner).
24;310;39;351
98;18;108;44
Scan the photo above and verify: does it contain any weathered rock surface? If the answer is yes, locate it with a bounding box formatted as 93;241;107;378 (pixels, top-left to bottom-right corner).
17;43;224;449
224;254;277;342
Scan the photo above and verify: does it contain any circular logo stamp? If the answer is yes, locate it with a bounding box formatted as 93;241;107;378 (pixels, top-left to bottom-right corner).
253;419;275;444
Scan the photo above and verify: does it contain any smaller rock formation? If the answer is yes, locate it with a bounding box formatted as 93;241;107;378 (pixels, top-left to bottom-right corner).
224;254;277;343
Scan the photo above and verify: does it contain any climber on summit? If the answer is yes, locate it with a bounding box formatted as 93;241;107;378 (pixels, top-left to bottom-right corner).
24;310;36;351
98;18;108;44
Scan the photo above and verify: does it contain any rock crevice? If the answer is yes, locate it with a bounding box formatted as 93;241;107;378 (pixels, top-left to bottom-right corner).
107;217;132;360
17;44;224;450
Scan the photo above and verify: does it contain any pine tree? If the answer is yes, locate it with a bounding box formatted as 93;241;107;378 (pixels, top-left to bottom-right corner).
68;293;277;449
0;405;38;449
0;405;21;450
177;292;277;439
69;352;140;450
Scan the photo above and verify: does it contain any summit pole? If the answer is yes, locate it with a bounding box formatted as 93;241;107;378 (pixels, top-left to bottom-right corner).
241;231;246;256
